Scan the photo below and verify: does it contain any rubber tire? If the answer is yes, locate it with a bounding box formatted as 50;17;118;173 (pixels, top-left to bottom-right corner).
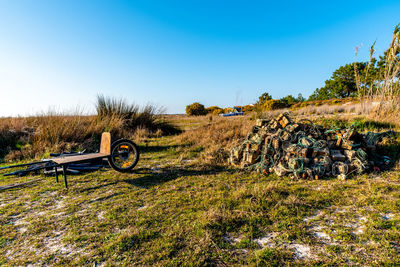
108;139;140;172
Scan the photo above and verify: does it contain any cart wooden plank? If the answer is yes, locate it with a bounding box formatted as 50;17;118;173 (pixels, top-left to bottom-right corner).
50;153;109;165
50;133;112;165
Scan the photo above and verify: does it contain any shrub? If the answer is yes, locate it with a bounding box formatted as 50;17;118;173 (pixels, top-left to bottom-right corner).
223;107;233;114
263;99;286;111
242;105;254;112
212;108;224;115
205;106;222;114
256;92;273;105
186;102;207;116
280;94;304;106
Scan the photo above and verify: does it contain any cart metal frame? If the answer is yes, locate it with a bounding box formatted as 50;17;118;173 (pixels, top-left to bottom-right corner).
0;133;140;189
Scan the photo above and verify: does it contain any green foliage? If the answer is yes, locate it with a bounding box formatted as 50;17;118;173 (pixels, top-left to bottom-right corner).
263;99;286;110
280;93;305;106
257;92;273;105
186;102;207;116
309;63;367;100
242;105;254;112
257;92;304;110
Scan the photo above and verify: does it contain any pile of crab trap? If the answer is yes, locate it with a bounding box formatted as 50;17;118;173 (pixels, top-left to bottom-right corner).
229;113;393;179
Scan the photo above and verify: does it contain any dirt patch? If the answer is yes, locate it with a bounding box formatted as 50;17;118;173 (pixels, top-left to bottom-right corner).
303;210;323;222
253;233;277;248
309;226;331;241
288;243;312;259
45;231;70;254
97;211;105;220
137;205;149;211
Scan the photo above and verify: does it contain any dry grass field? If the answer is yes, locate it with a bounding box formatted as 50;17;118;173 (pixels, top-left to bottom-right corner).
1;104;400;265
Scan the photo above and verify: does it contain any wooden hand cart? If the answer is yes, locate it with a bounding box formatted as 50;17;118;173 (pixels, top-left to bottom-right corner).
0;133;140;188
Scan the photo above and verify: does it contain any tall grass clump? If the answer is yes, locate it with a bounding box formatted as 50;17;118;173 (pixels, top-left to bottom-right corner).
96;95;180;135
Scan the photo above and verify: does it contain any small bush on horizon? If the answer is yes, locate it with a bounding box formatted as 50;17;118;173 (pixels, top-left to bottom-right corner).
242;105;254;113
222;107;232;114
186;102;207;116
263;99;287;111
212;108;224;115
205;106;223;115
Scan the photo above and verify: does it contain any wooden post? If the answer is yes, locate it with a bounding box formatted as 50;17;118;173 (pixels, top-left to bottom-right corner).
62;165;68;188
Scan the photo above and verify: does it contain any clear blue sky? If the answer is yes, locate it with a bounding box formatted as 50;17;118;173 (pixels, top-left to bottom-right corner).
0;0;399;116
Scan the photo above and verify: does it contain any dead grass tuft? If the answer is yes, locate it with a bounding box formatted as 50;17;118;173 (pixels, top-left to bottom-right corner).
176;116;252;165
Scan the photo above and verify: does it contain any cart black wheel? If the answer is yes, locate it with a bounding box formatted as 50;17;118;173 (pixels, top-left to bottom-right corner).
108;139;140;172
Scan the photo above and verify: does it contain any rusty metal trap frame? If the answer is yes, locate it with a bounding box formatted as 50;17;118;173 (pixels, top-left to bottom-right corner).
0;133;140;188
